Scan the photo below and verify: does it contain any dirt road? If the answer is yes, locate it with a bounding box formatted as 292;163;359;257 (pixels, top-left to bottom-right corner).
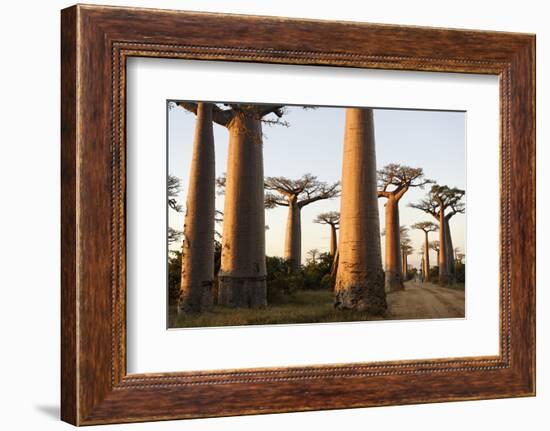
385;281;465;320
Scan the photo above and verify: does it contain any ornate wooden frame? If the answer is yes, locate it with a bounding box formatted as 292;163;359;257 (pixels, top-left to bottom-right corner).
61;4;536;425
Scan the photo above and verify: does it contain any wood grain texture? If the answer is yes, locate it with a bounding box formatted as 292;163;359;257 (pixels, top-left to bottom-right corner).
60;4;536;425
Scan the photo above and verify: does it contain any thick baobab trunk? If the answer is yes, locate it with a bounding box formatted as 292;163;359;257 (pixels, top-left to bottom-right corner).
178;103;215;313
384;196;404;291
284;199;302;271
423;231;430;282
335;108;386;314
329;224;338;257
218;113;267;307
444;217;455;280
438;210;450;285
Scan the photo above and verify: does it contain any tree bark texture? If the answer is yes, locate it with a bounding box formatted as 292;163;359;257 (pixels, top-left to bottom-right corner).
384;196;404;291
284;199;302;271
218;113;267;307
335;108;386;314
178;103;215;313
423;231;430;282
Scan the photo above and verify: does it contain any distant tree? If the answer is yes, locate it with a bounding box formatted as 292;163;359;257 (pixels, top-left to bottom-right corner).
378;164;432;290
411;221;439;282
314;211;340;256
410;185;465;284
429;240;440;254
306;248;321;265
265;174;340;271
399;227;413;281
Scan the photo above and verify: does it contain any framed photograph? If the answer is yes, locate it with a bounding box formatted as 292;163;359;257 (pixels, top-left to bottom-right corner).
61;4;535;425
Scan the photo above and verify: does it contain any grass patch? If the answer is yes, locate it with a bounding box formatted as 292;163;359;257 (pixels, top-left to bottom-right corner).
169;289;383;328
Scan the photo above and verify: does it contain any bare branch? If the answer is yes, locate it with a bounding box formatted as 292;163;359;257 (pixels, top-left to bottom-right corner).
167;174;182;212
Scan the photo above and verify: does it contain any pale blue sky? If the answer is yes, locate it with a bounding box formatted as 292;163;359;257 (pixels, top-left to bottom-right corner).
168;104;465;269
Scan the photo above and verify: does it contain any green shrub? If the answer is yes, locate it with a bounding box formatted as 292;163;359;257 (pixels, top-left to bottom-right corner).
167;250;182;307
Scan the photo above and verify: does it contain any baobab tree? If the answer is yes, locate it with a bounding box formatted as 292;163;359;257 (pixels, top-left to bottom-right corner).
306;248;320;264
176;103;216;313
429;240;440;254
314;211;340;257
377;164;432;291
178;102;287;308
335;108;386;314
411;221;438;282
264;174;340;271
399;227;413;281
410;185;465;284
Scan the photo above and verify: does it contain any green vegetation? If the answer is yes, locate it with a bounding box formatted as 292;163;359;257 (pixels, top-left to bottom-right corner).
168;289;383;328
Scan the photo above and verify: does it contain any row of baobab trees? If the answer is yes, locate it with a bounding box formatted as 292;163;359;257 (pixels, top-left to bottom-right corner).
174;102;464;315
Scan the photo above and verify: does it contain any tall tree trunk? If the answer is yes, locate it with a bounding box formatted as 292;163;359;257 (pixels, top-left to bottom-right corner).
329;224;337;257
284;199;301;271
330;247;339;279
218;113;267;307
384;196;404;291
401;249;407;281
444;217;455;281
438;209;449;284
335;108;386;314
178;103;215;313
423;231;430;282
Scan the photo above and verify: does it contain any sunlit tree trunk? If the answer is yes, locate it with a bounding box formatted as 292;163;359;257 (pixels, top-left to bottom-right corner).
329;224;338;257
423;231;430;282
284;198;302;271
384;196;403;291
401;249;407;281
444;217;455;281
218;113;267;307
335;108;386;314
438;208;450;284
178;103;215;313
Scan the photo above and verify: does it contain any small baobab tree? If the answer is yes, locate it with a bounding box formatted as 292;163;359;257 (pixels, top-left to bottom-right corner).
335;108;386;314
306;248;320;265
410;185;465;285
399;227;413;281
429;240;440;254
377;164;432;291
264;174;340;271
178;102;288;308
411;221;438;282
314;211;340;257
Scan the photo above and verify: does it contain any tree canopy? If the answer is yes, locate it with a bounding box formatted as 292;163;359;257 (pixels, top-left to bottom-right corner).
378;164;432;200
314;211;340;227
410;184;465;219
264;174;340;209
